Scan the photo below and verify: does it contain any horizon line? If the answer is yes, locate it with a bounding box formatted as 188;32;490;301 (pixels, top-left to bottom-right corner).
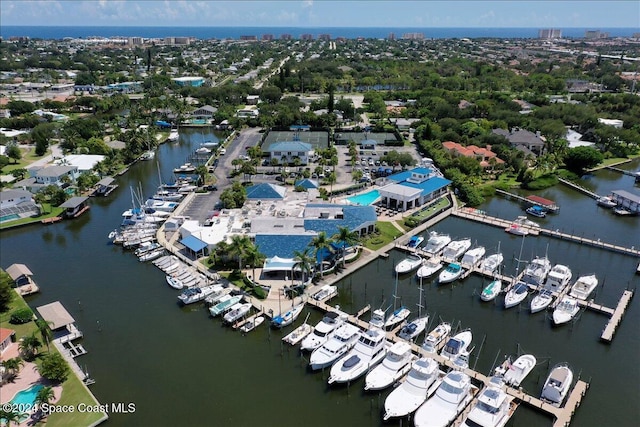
2;24;637;29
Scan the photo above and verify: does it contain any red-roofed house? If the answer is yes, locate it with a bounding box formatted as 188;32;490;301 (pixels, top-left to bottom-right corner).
0;328;16;354
442;141;505;168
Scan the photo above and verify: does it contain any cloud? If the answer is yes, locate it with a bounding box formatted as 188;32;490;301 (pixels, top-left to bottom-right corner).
302;0;313;8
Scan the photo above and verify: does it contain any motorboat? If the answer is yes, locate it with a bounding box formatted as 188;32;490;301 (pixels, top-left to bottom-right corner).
504;281;529;308
309;323;361;370
168;129;179;142
138;248;165;262
514;216;540;228
239;315;264;333
272;303;305;328
204;287;228;306
397;316;428;341
134;241;161;256
597;196;617;208
569;274;599;300
552;297;580;325
422;322;452;354
526;205;547;218
422;232;452;256
544;264;572;292
480;279;502;302
383;357;442;420
461;246;485;267
438;263;463;284
209;294;243;316
530;289;554;313
328;327;389;384
223;302;253;324
440;330;472;362
141;150;155;161
414;370;475;427
522;257;552;286
480;253;504;273
384;306;411;330
282;323;313;345
462;378;515;427
173;163;196;174
144;199;178;213
495;354;537;387
395;254;423;274
121;208;166;226
416;259;442;278
442;238;472;261
311;285;338;301
177;285;219;305
369;308;386;329
300;310;348;351
505;223;529;236
364;341;415;391
407;235;425;249
541;364;573;406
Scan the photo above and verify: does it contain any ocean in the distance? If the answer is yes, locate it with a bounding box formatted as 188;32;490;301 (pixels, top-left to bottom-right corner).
1;26;638;40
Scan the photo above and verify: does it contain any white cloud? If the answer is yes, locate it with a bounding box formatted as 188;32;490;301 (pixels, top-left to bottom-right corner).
302;0;313;8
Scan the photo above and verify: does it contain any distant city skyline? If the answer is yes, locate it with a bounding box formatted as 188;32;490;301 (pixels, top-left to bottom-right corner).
1;1;639;28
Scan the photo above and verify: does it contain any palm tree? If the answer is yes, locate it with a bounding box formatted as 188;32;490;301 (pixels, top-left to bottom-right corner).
1;357;24;380
293;248;314;285
35;386;55;409
35;318;53;352
0;408;20;426
243;245;265;282
309;232;333;277
19;333;42;360
333;226;360;266
228;234;252;271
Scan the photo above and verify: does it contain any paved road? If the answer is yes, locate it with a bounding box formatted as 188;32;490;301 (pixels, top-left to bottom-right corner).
212;127;263;190
25;143;64;170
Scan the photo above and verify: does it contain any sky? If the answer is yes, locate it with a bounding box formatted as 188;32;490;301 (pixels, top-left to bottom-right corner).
1;0;639;28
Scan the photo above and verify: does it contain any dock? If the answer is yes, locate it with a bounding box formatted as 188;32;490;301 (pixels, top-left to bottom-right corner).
41;216;63;224
605;165;640;181
451;208;540;235
600;290;634;342
558;178;599;199
495;189;560;212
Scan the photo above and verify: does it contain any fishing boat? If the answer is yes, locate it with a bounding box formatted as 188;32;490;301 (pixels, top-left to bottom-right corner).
416;258;442;278
514;215;540;228
541;363;573;406
480;279;502;302
495;354;537;387
552;297;580;325
422;322;452;354
328;327;389;384
369;308;386;329
504;281;530;308
177;285;219;305
461;246;485;266
311;285;338;301
168;128;179;142
442;238;472;261
480;252;504;273
438;263;463;284
384;306;411;330
309;323;362;370
407;235;425;249
282;322;313;345
134;241;161;256
544;264;572;292
272;303;305;328
522;256;552;286
209;294;243;316
530;289;554;313
526;205;547;218
395;254;423;274
239;315;264;333
223;302;252;324
462;377;515;427
364;341;415;391
397;316;428;341
138;248;165;262
596;195;617;208
300;310;348;351
383;357;443;420
569;274;599;300
423;231;452;256
173;163;196;174
440;330;472;362
414;370;476;427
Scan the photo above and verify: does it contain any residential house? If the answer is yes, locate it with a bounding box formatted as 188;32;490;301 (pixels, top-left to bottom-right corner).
0;328;15;354
492;127;546;156
267;141;313;165
0;189;40;220
31;165;79;187
442;141;505;168
191;105;217;120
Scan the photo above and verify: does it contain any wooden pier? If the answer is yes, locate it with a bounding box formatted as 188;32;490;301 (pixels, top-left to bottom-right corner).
600;290;634;342
495;189;559;212
605;165;640;180
451;209;540;235
558;177;599;199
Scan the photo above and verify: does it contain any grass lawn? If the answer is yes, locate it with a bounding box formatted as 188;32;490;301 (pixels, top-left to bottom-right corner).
361;221;402;251
0;288;37;339
0;205;64;230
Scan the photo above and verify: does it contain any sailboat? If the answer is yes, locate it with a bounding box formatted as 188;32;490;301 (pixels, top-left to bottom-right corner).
384;275;410;330
397;281;428;341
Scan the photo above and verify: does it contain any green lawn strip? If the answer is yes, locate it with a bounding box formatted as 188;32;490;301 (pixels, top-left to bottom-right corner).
0;288;36;339
362;221;402;251
0;206;64;230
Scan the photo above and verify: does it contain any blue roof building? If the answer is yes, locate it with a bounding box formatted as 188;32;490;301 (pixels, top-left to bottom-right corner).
378;167;450;211
245;183;287;199
294;178;319;189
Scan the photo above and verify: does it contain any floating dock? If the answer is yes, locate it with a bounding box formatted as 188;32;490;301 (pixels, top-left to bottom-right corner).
600;290;634;342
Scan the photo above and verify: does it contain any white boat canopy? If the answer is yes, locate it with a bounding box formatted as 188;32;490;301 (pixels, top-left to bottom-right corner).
263;256;297;272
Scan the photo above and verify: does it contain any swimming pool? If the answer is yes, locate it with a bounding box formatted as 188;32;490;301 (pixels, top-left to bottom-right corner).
7;384;43;420
347;190;380;206
0;213;19;223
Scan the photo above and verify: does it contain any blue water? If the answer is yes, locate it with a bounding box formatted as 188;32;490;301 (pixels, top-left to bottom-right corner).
2;26;638;40
347;189;380;206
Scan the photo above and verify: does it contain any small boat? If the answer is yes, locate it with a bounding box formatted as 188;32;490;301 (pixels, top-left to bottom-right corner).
309;323;361;370
423;231;452;256
514;216;540;228
195;146;211;154
135;241;161;256
384;306;411;330
397;316;428;341
526;205;547;218
209;294;243;316
407;235;425;248
239;315;264;333
541;363;573;406
328;327;389;384
138;248;165;262
569;274;599;300
223;302;252;324
369;308;386;329
440;330;472;362
438;263;463;284
282;322;313;345
461;246;485;266
530;289;554;313
613;207;634;216
144;199;178;212
505;223;529;235
271;303;305;328
522;257;552;286
300;310;347;351
364;341;415;391
462;377;515;427
395;254;423;274
480;253;504;273
552;296;580;325
311;285;338;301
416;259;442;278
204;287;228;305
383;357;443;420
141;150;155;161
504;281;529;308
173;163;196;174
168;129;179;142
178;285;219;305
414;370;475;427
544;264;572;292
442;238;472;261
480;279;502;302
422;322;452;354
495;354;537;387
597;196;617;208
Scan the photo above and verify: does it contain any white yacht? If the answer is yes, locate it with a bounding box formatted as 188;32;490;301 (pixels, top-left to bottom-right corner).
384;306;411;330
223;302;252;324
522;257;552;286
167;129;179;142
505;223;529;236
480;279;502;302
300;310;348;351
530;289;554;313
495;354;537;387
416;259;442;279
209;294;243;316
423;232;452;256
504;281;530;309
440;330;472;362
569;275;599;300
461;246;486;267
462;378;515;427
309;323;361;370
383;357;442;420
438;263;463;284
177;285;218;305
414;370;475;427
239;315;264;333
597;196;617;208
442;238;472;261
311;285;338;301
480;253;504;273
552;297;580;325
364;341;415;391
395;254;423;274
514;215;540;228
271;303;305;328
397;316;429;341
541;364;573;406
422;322;452;354
544;264;572;292
328;328;389;384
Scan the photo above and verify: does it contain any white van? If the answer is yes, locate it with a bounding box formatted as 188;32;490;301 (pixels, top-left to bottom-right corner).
219;148;227;155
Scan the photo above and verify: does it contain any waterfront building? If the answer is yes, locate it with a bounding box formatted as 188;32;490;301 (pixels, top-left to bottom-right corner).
442;141;504;169
267;141;313;165
0;328;15;355
55;154;105;173
30;165;79;188
190;105;217;120
611;190;640;214
0;189;35;210
59;196;90;218
35;301;83;342
492;127;546;156
378;167;450;211
539;29;562;39
172;76;205;87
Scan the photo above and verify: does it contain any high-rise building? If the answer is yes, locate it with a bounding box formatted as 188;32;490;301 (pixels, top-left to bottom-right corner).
318;34;331;41
262;34;274;41
401;32;424;40
280;34;292;40
240;35;258;41
300;34;314;41
388;33;396;41
538;29;562;39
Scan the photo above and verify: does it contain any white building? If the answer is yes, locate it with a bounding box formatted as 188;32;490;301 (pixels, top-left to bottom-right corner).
267;141;314;165
598;118;624;129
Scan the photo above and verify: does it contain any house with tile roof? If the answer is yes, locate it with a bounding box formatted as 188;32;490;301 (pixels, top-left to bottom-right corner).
492;127;546;156
442;141;505;168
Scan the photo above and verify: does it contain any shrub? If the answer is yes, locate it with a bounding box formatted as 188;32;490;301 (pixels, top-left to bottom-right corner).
522;173;558;190
10;307;33;324
39;353;70;383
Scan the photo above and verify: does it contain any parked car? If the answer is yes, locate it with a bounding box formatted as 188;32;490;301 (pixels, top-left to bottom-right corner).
219;148;226;155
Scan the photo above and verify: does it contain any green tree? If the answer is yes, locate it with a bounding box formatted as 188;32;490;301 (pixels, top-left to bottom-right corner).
35;318;54;352
35;385;55;411
0;272;14;312
309;232;333;277
563;146;604;174
39;352;70;383
228;234;252;270
18;333;41;360
0;357;24;380
195;165;208;186
0;408;21;426
332;226;359;266
7;100;35;116
6;144;21;164
293;248;315;284
243;245;265;282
